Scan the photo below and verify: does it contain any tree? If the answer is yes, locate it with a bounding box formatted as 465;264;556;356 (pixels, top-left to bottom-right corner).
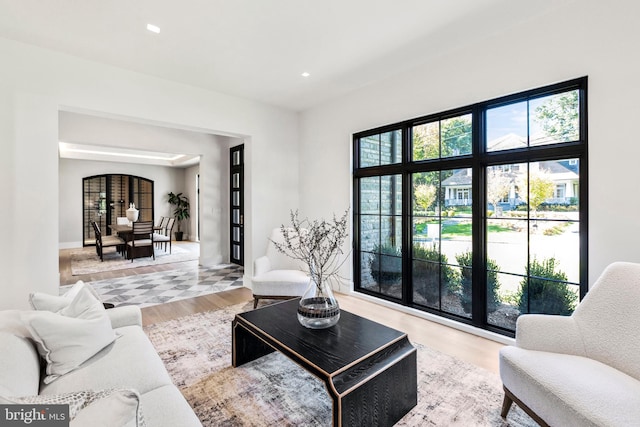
535;90;579;143
517;169;554;216
414;183;437;213
441;116;472;157
412;122;439;161
486;168;512;214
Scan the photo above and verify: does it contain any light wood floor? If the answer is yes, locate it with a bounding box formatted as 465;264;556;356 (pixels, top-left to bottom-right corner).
59;244;505;375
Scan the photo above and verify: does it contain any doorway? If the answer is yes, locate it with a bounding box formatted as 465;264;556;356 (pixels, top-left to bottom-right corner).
230;145;244;265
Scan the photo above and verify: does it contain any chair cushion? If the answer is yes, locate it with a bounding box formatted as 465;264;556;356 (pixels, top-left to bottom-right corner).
500;346;640;427
102;235;125;246
127;239;152;246
153;233;170;242
0;331;41;397
252;269;310;296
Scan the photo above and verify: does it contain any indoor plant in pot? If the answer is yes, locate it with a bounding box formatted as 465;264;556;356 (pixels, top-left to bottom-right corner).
167;192;190;241
272;209;349;329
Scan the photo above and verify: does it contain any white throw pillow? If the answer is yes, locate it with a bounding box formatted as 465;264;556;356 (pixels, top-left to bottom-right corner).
0;389;145;427
22;286;117;384
30;280;102;312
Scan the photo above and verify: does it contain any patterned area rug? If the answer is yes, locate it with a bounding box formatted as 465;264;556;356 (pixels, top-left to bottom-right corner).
69;245;199;275
144;303;536;426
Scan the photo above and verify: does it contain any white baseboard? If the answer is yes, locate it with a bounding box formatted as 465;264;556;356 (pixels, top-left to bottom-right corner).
59;241;82;249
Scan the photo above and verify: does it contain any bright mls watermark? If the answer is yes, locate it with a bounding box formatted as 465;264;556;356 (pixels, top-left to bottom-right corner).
0;405;69;426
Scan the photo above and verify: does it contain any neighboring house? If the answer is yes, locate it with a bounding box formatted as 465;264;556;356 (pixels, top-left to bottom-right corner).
441;134;579;209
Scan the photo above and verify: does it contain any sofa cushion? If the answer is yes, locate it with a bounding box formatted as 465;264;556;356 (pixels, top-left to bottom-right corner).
0;331;41;397
41;325;172;396
140;385;202;427
23;287;116;384
30;280;102;312
500;346;640;427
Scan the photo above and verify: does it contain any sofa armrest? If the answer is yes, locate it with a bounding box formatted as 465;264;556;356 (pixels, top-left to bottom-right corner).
106;305;142;329
515;314;586;356
253;256;271;277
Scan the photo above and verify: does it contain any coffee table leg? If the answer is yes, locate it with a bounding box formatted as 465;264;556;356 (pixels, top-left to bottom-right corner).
232;319;275;367
331;347;417;427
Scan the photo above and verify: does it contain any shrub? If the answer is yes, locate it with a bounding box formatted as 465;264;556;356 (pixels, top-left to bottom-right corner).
456;251;502;314
413;243;459;306
369;243;402;286
517;257;577;315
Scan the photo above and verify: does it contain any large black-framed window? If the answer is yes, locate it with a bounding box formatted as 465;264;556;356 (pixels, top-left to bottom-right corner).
82;174;154;246
353;77;587;336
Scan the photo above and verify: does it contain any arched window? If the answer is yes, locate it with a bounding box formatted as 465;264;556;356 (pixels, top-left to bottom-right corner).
82;174;154;245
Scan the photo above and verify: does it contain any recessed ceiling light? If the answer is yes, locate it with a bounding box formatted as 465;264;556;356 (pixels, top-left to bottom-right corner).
146;24;161;34
301;72;310;78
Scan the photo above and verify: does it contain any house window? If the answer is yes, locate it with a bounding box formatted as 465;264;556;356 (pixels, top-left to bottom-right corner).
353;77;587;336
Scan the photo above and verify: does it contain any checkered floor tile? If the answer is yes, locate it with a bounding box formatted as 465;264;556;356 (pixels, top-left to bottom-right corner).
60;264;244;308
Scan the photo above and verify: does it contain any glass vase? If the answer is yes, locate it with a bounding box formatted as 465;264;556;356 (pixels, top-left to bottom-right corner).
297;278;340;329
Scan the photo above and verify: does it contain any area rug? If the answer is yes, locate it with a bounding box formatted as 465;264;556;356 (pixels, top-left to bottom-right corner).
70;245;199;275
144;303;536;426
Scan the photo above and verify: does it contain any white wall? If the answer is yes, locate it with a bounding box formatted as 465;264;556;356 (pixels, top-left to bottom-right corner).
0;37;299;309
299;0;640;288
58;158;185;247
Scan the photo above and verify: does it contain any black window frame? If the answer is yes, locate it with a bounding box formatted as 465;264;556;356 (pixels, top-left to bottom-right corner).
353;77;588;337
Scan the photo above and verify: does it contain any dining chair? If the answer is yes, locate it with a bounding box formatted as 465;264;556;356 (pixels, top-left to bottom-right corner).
154;216;168;231
153;217;175;253
126;221;155;262
92;221;125;261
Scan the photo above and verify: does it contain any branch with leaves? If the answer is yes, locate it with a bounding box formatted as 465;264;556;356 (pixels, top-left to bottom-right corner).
272;209;350;291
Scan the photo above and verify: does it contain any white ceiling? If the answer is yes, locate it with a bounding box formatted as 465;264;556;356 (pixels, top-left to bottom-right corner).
0;0;560;112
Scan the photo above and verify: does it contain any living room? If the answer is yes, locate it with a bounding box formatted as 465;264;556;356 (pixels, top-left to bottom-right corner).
2;0;639;425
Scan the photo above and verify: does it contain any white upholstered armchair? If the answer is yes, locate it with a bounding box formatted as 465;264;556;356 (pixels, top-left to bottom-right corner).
499;262;640;426
251;228;311;308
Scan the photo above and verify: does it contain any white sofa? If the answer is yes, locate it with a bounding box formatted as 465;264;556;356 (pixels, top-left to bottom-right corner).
0;304;201;427
251;227;310;308
499;262;640;426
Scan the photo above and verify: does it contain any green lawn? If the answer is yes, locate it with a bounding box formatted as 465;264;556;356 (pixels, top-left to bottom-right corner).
416;221;511;237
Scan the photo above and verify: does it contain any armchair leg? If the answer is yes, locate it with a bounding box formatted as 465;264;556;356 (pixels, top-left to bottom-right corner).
501;391;513;418
253;297;259;309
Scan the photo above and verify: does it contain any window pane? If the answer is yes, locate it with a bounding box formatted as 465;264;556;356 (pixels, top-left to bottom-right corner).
413;259;440;309
530;220;579;283
486;165;517;217
530;90;579;146
441;114;472;158
360;131;402;167
359;215;379;253
360;176;380;215
412;121;439;161
487;272;522;330
381;175;402;215
360;135;379;167
413;172;440;215
529;159;579;220
486;101;527;152
487;219;527;276
442;168;472;212
380;130;402;165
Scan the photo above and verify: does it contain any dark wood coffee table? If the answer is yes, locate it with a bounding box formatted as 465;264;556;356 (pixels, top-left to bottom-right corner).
232;298;417;427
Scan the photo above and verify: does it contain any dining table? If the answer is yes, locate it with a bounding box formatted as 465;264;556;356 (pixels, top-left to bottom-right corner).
108;223;153;259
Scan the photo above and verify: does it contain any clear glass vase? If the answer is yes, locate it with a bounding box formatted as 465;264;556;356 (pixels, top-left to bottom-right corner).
297;278;340;329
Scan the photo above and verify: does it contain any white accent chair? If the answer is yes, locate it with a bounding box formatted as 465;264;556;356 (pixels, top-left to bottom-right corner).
251;228;310;308
499;262;640;426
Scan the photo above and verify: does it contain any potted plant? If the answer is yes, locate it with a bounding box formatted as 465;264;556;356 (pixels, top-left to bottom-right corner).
167;192;190;241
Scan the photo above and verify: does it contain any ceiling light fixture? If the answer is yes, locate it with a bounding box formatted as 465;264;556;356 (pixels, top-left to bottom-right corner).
146;24;161;34
301;72;310;77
